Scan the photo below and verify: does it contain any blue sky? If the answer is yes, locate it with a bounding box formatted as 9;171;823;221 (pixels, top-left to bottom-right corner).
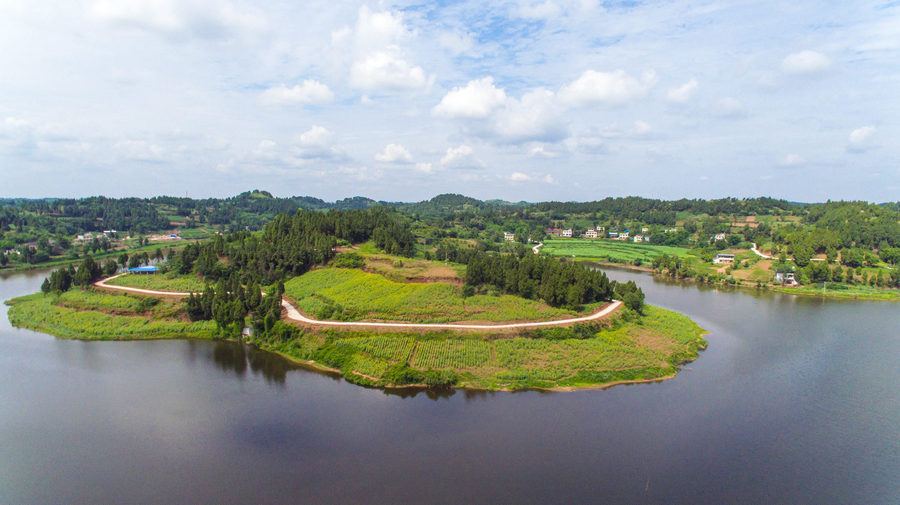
0;0;897;202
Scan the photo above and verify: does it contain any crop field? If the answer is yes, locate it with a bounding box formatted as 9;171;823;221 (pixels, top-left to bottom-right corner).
284;268;574;323
106;272;207;292
541;239;691;263
6;292;216;340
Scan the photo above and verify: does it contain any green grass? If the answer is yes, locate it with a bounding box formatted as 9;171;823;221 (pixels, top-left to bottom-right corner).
541;239;691;263
105;272;207;292
264;305;707;390
6;291;217;340
284;268;575;323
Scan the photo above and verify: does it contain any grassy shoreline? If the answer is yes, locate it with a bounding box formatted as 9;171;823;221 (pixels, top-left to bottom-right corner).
6;287;707;391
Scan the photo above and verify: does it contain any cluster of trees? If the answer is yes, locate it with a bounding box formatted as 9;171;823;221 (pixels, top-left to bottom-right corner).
464;252;614;308
184;274;280;336
40;256;115;293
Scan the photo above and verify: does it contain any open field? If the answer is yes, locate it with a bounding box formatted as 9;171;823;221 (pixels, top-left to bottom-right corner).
6;291;216;340
541;239;691;263
772;283;900;301
106;272;207;293
284;268;577;323
264;305;708;390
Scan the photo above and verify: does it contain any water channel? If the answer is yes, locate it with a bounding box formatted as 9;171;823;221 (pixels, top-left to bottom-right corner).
1;267;898;504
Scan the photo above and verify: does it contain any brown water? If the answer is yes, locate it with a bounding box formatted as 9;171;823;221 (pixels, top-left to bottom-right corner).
1;267;898;504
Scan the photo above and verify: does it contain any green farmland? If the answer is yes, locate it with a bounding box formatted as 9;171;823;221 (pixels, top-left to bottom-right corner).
541;239;692;263
284;268;577;323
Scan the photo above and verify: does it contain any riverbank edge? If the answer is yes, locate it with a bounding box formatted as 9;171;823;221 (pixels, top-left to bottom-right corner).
582;260;900;302
5;293;707;393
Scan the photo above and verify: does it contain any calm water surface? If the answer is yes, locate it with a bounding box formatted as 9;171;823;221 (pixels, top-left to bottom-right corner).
1;267;898;504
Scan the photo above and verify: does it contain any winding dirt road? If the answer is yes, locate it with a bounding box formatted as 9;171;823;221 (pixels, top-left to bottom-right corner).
94;274;623;331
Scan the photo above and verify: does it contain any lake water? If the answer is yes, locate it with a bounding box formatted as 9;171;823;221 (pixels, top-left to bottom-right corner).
1;268;898;504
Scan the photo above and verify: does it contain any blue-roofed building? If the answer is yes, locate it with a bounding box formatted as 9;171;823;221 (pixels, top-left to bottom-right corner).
127;266;158;274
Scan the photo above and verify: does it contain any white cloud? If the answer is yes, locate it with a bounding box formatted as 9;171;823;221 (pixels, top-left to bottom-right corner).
666;78;699;103
779;153;805;166
298;125;333;147
632;120;653;135
440;145;484;169
543;174;557;184
349;52;431;92
414;162;433;173
432;77;507;119
715;97;746;118
259;81;333;106
847;125;877;152
558;69;657;106
375;143;413;163
530;145;560;158
350;6;411;51
510;172;533;181
114;140;164;161
781;50;831;75
489;88;567;144
439;31;475;56
90;0;265;40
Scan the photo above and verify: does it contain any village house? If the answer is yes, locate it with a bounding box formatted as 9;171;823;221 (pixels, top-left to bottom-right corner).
584;228;598;239
663;228;678;233
545;227;562;237
608;231;619;239
633;234;648;243
562;229;573;238
713;253;735;265
504;231;516;242
619;230;630;240
712;233;727;242
641;227;649;233
774;269;797;286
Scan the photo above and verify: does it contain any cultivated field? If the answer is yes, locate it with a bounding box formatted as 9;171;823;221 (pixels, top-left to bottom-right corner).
106;272;207;293
284;268;577;323
541;239;691;263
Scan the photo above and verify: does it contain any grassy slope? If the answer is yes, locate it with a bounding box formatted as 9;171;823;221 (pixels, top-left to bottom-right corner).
6;290;216;340
284;268;578;323
263;305;707;390
105;272;207;292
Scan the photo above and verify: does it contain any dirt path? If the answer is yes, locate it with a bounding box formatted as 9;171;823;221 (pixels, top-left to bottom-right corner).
750;242;774;259
94;274;623;331
532;242;543;254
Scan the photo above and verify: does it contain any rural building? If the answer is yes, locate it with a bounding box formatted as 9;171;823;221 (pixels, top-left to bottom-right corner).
126;266;159;274
608;231;619;239
620;230;630;240
545;227;562;236
641;227;649;233
713;253;735;265
584;228;598;239
712;233;727;242
774;270;797;285
504;231;516;241
634;234;648;243
562;229;573;237
663;228;678;233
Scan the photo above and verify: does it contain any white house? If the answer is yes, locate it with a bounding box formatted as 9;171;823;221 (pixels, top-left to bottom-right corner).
584;228;598;239
619;230;630;240
504;231;516;242
713;253;735;265
562;229;573;238
774;270;797;285
663;228;678;233
641;227;649;233
633;234;646;243
712;233;727;242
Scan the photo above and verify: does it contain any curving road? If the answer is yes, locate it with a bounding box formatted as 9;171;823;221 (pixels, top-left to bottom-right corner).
532;242;544;254
750;242;774;259
95;274;623;331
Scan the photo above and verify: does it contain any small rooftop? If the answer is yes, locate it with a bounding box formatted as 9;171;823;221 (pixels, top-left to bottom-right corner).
127;266;159;273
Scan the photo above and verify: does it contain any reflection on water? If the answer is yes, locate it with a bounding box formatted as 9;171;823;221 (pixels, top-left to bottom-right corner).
204;340;298;385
